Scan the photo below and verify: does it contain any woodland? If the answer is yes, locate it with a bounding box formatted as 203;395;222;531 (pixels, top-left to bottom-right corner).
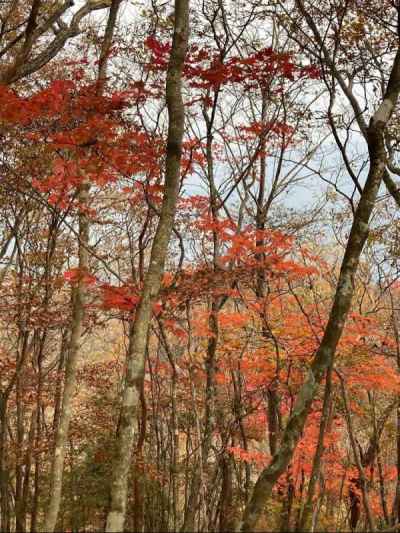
3;0;400;532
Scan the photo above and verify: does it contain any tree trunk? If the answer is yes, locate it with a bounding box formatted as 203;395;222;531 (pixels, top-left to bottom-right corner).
42;183;89;532
299;365;332;531
42;3;121;529
105;2;189;530
339;375;376;531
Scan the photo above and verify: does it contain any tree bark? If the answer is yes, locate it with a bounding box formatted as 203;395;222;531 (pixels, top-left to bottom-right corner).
105;2;189;530
42;3;121;529
339;375;376;532
42;182;89;532
298;365;332;532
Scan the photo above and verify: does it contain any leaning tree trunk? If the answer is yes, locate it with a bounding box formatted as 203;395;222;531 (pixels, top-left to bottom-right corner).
240;38;400;532
105;2;189;531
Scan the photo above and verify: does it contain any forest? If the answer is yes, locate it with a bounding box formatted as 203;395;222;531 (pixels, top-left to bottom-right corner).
2;0;400;531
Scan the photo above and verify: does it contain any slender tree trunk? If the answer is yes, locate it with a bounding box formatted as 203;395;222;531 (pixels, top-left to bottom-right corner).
105;2;189;530
339;375;376;531
132;356;147;533
182;85;224;531
299;365;333;531
377;449;390;525
42;3;121;529
0;395;10;533
31;357;43;533
391;292;400;526
52;330;68;434
20;409;37;532
15;371;25;532
240;42;400;532
255;88;282;456
42;183;89;532
280;469;295;532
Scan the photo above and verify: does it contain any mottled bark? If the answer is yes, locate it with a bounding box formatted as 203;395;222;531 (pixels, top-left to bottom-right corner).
42;183;89;532
240;42;400;532
105;2;189;530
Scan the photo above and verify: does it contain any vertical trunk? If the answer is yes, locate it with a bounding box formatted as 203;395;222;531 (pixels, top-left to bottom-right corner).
42;183;89;532
42;3;121;529
218;455;235;532
132;364;147;533
280;471;295;532
299;365;332;531
339;376;375;531
392;293;400;526
231;365;251;506
158;322;179;531
182;89;223;530
0;395;10;533
20;409;37;532
52;330;68;434
240;46;400;531
31;358;43;533
15;371;25;532
105;2;189;530
377;449;390;525
255;89;281;456
394;400;400;525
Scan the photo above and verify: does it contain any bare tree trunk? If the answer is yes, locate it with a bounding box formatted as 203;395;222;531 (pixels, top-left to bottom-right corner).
105;2;189;530
15;370;26;532
52;330;68;434
42;3;121;529
42;183;89;532
391;291;400;526
299;365;332;531
20;409;37;532
31;358;43;533
0;395;10;533
240;38;400;532
339;375;376;531
218;454;235;532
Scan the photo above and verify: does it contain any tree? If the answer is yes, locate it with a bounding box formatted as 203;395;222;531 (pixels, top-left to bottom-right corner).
241;3;400;530
105;1;190;530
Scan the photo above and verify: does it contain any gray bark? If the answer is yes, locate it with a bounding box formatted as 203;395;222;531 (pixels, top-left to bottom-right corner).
105;1;189;530
42;4;121;529
42;182;89;532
